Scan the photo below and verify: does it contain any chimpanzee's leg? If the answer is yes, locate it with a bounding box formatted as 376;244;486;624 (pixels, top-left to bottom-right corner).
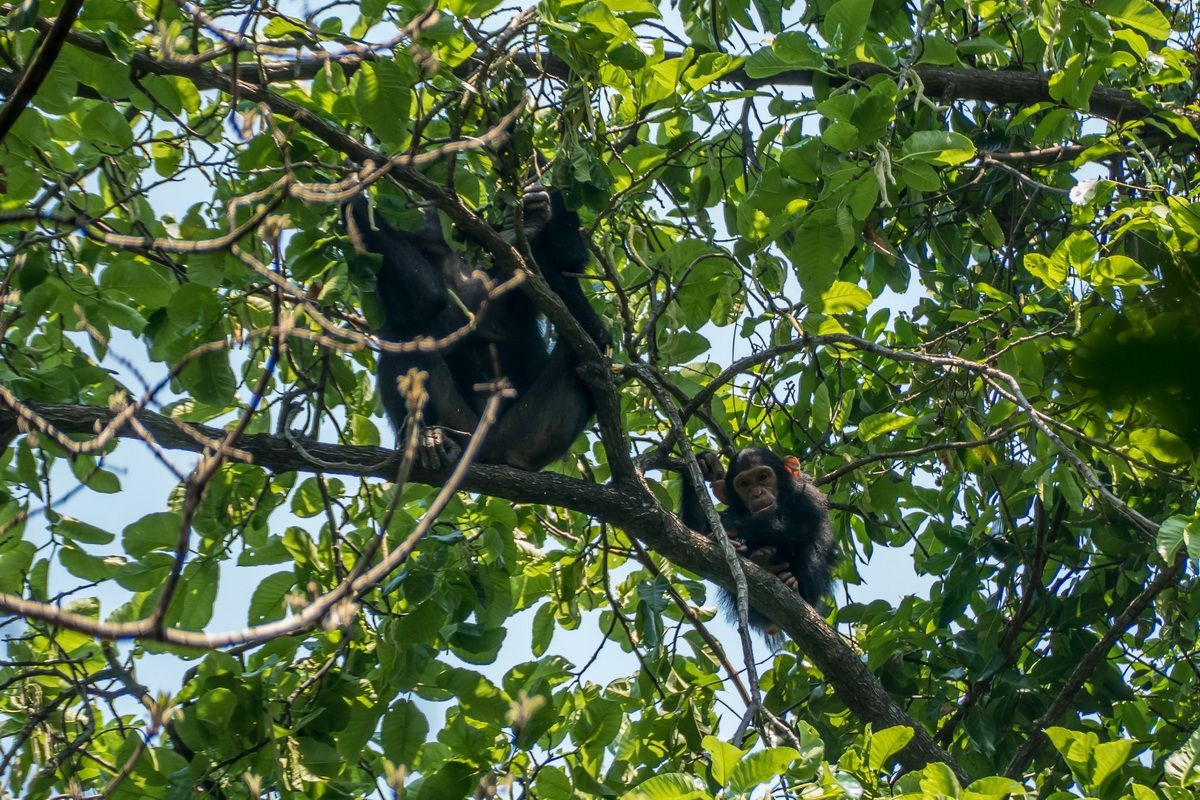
470;344;590;471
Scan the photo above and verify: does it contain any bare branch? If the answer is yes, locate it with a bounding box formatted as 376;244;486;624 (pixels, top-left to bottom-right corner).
0;388;506;648
1003;553;1189;777
0;0;84;142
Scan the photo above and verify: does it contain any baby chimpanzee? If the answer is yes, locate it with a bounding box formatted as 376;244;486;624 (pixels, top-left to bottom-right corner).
680;448;837;640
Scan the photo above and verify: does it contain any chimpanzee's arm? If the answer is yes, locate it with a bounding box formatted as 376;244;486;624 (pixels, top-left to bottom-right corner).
679;451;727;534
530;193;611;349
679;473;712;535
348;200;451;336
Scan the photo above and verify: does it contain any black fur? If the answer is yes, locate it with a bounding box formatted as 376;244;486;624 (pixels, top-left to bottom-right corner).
680;448;837;637
349;190;609;470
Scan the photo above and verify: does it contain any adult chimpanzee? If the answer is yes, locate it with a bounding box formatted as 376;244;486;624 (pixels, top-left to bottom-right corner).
347;187;610;471
680;448;837;639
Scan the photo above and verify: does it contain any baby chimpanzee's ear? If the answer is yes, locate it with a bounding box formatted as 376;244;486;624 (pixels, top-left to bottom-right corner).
782;456;802;478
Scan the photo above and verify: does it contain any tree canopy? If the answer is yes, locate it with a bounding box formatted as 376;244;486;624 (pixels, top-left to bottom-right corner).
1;0;1199;797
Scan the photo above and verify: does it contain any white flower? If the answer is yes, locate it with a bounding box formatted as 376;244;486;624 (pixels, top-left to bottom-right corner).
1070;178;1100;206
1147;53;1165;75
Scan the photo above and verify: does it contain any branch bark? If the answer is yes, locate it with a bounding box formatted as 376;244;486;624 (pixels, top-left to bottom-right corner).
0;399;965;780
3;18;1177;150
85;45;1168;125
239;53;1161;123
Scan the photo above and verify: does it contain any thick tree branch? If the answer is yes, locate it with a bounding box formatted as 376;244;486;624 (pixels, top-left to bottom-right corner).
3;20;1181;163
0;398;963;780
96;47;1166;125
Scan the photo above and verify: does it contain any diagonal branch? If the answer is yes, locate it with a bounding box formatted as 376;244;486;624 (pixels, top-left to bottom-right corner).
1003;552;1189;777
0;397;964;779
0;0;84;142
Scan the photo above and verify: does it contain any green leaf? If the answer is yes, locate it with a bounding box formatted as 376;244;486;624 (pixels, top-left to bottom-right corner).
918;761;962;798
381;699;428;767
181;350;236;407
298;737;344;779
822;0;873;55
122;512;182;557
820;281;873;313
963;776;1028;799
59;544;123;582
0;542;36;593
239;535;291;566
354;61;412;150
728;747;799;791
533;766;573;797
100;258;177;310
115;553;173;592
702;735;744;785
53;516;115;545
449;622;507;664
360;0;389;19
899;130;976;165
263;16;309;38
956;36;1005;56
414;763;477;800
1049;53;1105;109
575;3;646;69
169;559;219;630
441;667;510;723
790;211;845;296
743;32;823;78
1045;727;1093;782
1091;0;1170;39
531;602;555;657
683;52;743;90
448;0;502;15
1157;515;1200;561
195;686;237;727
1129;428;1191;463
821;120;860;152
898;161;942;191
1024;252;1068;289
248;571;296;624
1091;255;1155;287
868;725;914;770
810;382;832;430
1164;727;1200;786
73;462;122;493
81;102;134;150
291;477;327;518
600;0;662;18
1090;739;1133;791
1058;230;1099;272
857;411;916;441
138;74;184;115
35;55;80;114
620;773;709;799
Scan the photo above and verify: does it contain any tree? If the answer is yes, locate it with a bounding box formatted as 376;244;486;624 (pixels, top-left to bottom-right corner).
1;0;1198;797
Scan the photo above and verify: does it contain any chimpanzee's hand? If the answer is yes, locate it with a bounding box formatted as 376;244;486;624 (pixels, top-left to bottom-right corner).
724;530;748;554
418;427;463;471
695;451;728;502
500;185;552;243
747;547;799;590
696;450;725;482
